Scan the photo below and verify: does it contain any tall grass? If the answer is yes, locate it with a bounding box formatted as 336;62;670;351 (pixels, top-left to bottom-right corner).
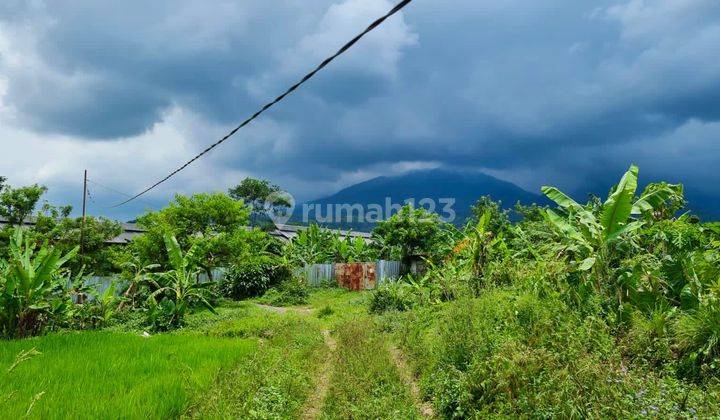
321;318;418;419
189;307;326;418
0;330;255;419
393;288;720;418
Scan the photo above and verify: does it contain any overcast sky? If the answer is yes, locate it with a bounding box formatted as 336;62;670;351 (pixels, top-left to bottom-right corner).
1;0;719;220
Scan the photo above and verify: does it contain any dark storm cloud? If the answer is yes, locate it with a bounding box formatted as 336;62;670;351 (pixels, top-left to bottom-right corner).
1;0;719;209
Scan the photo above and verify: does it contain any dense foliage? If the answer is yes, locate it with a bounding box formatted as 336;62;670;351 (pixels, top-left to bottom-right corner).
370;165;720;416
284;223;378;266
219;256;291;300
372;205;449;263
0;228;78;338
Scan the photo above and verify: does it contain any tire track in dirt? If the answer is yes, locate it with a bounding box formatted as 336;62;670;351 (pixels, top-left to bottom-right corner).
301;329;337;420
388;344;435;418
255;302;336;419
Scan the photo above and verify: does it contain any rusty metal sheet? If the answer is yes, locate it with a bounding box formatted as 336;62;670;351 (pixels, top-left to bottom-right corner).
334;262;377;291
363;263;376;290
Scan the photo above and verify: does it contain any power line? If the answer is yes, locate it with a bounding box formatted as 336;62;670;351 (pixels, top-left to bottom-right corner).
112;0;414;207
87;178;156;208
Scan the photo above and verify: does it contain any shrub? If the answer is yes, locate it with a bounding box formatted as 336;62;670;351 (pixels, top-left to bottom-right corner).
397;289;720;417
620;307;674;368
316;305;334;318
674;302;720;378
368;281;416;313
220;257;291;300
69;282;123;330
259;278;310;307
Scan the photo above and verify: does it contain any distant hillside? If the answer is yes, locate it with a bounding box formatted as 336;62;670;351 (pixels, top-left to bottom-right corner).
684;188;720;221
292;169;547;231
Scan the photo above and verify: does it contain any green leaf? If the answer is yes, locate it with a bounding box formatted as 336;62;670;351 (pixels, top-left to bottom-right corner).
632;183;683;216
601;164;638;239
605;220;644;243
544;209;584;243
541;186;582;211
163;234;184;271
578;257;596;271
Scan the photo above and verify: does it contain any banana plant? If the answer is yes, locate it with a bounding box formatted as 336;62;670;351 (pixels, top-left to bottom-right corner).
450;211;506;294
466;212;504;278
335;235;377;263
117;256;160;310
0;227;77;338
541;165;679;296
145;233;216;330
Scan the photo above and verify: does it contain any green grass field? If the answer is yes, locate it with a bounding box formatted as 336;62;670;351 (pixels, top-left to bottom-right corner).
0;330;256;419
0;288;431;419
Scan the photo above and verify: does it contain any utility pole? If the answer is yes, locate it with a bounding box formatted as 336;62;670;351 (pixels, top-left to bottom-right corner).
80;169;87;256
77;169;88;305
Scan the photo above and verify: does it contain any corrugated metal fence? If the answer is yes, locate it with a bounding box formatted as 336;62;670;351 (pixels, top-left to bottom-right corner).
301;260;402;288
73;260;398;300
197;267;228;284
376;260;402;285
73;268;224;302
302;264;335;286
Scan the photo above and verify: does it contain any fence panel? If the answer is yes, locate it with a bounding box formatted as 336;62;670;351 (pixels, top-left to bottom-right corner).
335;263;376;291
303;263;335;286
376;260;402;285
196;267;227;284
302;260;401;289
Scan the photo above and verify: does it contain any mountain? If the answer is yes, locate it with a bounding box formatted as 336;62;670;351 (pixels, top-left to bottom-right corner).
292;169;547;231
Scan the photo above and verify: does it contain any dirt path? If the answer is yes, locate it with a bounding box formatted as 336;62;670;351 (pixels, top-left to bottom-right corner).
300;329;337;420
388;345;435;418
254;302;336;419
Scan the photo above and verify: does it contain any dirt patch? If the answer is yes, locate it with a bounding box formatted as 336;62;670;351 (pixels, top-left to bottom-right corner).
388;345;435;418
300;329;336;419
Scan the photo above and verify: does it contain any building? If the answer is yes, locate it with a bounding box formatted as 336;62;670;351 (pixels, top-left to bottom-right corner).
0;218;372;245
266;224;372;242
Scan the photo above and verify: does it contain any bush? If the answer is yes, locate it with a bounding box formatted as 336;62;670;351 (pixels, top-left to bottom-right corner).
619;308;674;368
220;257;291;300
368;281;416;313
259;278;310;307
396;289;720;417
674;302;720;378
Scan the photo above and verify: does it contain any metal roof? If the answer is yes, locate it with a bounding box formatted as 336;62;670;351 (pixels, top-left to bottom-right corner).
0;217;371;244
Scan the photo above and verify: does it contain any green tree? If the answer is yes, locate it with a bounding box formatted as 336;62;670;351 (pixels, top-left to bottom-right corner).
131;192;256;273
284;224;340;266
33;204;122;274
469;196;511;234
372;205;445;263
0;184;47;225
0;227;78;338
228;177;291;226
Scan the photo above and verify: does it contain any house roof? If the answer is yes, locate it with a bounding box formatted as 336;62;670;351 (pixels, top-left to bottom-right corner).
0;217;371;244
267;224;372;242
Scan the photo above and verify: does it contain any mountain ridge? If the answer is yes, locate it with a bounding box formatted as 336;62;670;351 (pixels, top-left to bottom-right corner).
292;168;547;230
